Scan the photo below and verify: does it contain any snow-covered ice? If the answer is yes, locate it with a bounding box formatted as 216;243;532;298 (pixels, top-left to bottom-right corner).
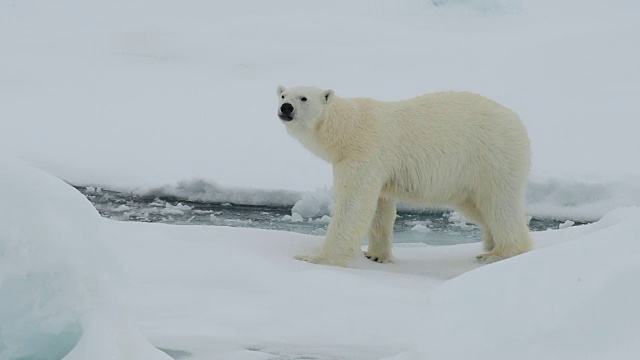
392;207;640;360
1;0;640;358
3;157;640;359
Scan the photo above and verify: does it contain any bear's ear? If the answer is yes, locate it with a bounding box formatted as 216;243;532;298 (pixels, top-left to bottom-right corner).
322;89;335;104
277;85;287;97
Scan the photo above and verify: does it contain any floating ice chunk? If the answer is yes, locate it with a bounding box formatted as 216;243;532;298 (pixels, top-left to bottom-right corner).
161;208;184;216
283;213;304;222
173;202;192;211
160;203;191;216
193;209;213;215
111;204;130;213
292;187;333;218
446;211;464;222
318;215;332;223
149;198;165;207
309;215;332;224
559;220;575;229
411;224;432;232
446;211;474;229
405;219;433;227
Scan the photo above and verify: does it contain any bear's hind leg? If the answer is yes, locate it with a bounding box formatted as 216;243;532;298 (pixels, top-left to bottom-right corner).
365;197;396;263
476;193;532;263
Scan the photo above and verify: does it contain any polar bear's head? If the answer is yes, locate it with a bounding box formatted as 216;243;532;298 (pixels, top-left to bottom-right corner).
276;86;335;128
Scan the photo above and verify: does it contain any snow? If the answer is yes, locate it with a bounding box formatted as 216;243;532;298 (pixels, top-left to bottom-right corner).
94;198;640;359
3;156;640;359
394;207;640;360
2;0;640;358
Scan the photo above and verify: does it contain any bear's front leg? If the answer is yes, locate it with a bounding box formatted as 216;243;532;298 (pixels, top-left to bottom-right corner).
295;163;382;267
364;197;396;263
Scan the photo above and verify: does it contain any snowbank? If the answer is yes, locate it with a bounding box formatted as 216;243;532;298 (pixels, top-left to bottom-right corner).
94;199;640;358
393;207;640;359
0;157;170;360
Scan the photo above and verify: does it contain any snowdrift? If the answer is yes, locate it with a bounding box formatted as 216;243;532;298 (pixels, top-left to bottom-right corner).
0;157;171;360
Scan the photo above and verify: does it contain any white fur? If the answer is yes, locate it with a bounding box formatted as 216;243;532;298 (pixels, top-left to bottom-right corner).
277;85;532;266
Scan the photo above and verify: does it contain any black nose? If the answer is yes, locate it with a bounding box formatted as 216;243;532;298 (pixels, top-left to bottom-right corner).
280;103;294;115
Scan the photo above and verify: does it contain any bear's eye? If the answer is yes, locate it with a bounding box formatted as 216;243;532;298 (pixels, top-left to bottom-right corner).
281;95;285;99
300;97;307;102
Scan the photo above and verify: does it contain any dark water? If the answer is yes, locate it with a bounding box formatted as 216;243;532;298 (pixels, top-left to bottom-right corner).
77;186;586;246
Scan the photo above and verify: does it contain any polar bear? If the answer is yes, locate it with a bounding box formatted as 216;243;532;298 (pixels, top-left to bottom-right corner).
276;85;532;266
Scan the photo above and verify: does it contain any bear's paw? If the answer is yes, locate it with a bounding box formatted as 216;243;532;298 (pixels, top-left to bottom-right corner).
363;251;394;264
294;254;349;267
475;253;504;264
